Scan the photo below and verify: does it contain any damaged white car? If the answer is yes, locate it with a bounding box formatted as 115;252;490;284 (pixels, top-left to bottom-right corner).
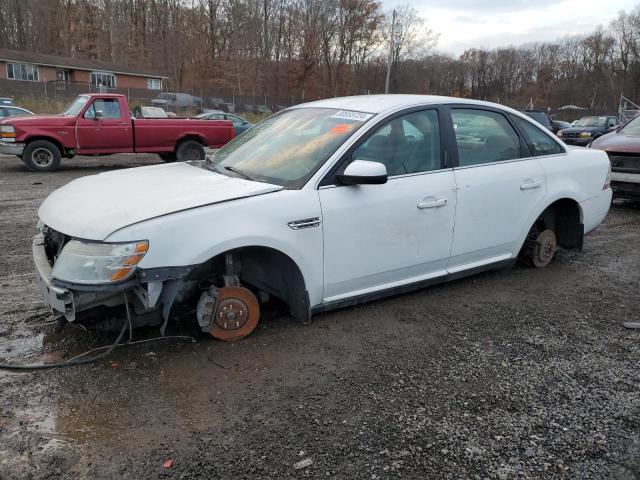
34;95;612;340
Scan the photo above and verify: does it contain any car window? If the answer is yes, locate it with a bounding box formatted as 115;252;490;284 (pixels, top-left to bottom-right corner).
227;115;244;125
513;117;564;156
352;110;441;176
452;109;521;167
524;112;551;128
84;99;121;119
607;118;617;127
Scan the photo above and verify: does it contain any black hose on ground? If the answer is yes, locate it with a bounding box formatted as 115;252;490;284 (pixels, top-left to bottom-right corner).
0;315;129;371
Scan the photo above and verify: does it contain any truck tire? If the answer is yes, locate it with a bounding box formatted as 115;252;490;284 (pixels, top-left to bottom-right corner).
159;152;177;162
176;140;205;162
22;140;62;172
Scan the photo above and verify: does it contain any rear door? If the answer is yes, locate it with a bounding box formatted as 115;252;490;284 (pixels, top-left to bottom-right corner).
76;97;133;153
447;107;546;272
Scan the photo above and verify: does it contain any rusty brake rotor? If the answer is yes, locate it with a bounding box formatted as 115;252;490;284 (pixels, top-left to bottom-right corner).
209;286;260;341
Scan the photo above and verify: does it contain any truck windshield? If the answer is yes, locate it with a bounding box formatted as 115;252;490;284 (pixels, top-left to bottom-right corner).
61;95;89;116
203;107;373;188
621;115;640;135
574;116;607;127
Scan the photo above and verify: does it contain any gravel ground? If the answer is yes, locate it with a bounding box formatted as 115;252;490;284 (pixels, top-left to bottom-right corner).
0;153;639;479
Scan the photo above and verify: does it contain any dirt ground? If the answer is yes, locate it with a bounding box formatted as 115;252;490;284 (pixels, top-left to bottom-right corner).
0;153;639;479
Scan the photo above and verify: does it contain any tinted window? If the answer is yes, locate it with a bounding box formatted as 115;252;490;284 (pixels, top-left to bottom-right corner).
84;99;121;119
513;117;564;156
352;110;441;176
452;109;521;167
524;112;551;128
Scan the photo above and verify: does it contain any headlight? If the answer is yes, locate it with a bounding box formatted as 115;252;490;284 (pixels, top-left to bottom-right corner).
0;124;15;142
557;131;563;138
580;132;592;138
52;240;148;284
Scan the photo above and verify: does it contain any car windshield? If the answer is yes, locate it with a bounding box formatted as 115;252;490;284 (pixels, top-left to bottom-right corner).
621;115;640;135
61;95;89;116
202;107;373;188
574;116;607;127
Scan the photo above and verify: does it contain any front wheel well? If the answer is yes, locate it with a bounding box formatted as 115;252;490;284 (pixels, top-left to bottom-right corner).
532;199;583;250
191;246;310;322
25;136;66;156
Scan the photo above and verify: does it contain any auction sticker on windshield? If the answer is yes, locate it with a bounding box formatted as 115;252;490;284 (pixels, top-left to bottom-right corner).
331;110;374;122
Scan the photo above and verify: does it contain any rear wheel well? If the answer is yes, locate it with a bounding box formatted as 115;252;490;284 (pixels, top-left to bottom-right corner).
191;246;310;322
176;135;206;148
533;199;583;250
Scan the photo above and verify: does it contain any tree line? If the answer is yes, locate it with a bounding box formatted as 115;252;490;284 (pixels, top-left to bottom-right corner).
1;0;639;111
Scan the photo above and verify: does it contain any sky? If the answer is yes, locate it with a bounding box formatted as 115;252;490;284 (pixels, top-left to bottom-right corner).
381;0;639;55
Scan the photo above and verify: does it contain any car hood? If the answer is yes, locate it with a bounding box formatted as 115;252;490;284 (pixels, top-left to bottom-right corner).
590;130;640;153
560;126;604;134
0;115;74;127
38;162;283;240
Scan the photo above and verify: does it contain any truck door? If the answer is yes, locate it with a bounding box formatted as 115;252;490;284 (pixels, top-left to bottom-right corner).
76;97;133;153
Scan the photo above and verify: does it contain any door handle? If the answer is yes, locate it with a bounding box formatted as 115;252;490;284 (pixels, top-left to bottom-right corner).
520;180;542;190
117;122;128;126
417;198;447;209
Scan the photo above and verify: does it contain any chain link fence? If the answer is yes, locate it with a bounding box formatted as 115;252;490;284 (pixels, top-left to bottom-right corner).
0;79;301;115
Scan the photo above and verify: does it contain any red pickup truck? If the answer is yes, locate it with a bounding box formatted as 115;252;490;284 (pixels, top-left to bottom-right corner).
0;94;235;171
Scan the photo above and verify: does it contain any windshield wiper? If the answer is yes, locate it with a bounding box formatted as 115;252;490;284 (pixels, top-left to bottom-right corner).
222;165;255;181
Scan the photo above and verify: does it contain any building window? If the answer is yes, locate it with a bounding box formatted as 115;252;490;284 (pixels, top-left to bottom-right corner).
90;71;116;89
147;78;162;90
56;69;69;83
6;63;39;81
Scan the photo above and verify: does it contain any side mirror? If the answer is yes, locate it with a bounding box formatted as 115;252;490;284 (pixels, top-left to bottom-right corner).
337;159;388;185
95;110;104;120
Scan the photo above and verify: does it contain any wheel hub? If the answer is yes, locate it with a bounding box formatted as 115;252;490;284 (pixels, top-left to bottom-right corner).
32;148;53;167
209;286;260;341
533;229;557;268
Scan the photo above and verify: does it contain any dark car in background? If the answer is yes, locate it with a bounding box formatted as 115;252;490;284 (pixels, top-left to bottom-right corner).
557;115;618;146
523;110;554;131
590;115;640;198
196;111;253;136
522;110;568;134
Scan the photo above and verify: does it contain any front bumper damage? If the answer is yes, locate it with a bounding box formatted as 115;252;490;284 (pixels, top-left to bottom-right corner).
32;233;195;328
33;234;75;320
0;141;24;156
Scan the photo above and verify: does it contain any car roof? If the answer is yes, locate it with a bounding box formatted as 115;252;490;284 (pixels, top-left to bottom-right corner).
291;94;523;116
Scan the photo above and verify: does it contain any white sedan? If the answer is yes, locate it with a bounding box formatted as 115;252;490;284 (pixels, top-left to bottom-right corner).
34;95;612;340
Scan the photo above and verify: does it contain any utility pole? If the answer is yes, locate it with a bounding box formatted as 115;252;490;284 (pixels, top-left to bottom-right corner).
385;9;397;95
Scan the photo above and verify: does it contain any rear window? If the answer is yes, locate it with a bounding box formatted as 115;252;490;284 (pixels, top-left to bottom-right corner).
524;112;550;127
513;117;564;156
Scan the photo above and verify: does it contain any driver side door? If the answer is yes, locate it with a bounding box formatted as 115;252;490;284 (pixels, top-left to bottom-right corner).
318;108;457;304
76;98;133;153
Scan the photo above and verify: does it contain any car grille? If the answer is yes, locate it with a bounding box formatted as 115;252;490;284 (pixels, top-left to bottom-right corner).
562;132;582;139
607;152;640;173
42;226;68;267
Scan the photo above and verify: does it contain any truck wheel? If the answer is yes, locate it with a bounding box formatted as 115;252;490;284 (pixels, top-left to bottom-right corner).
159;152;177;162
176;140;205;162
22;140;62;172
